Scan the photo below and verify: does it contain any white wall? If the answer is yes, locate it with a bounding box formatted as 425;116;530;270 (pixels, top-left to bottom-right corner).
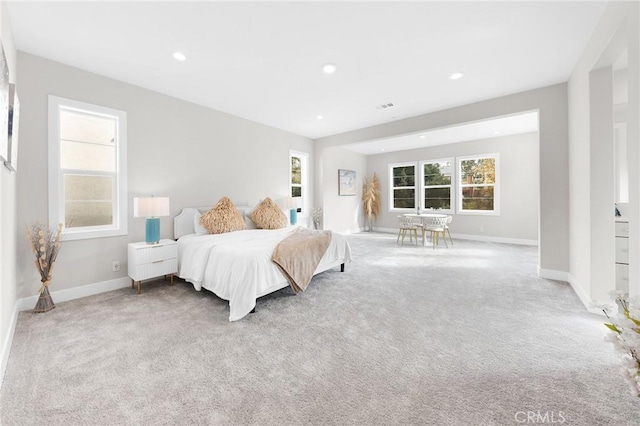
16;52;313;298
316;84;568;275
0;0;18;387
321;147;367;233
366;132;539;242
568;0;640;306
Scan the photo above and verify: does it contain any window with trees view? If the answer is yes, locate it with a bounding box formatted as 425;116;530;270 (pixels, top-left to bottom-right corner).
290;151;307;213
388;154;499;215
389;163;416;209
48;96;127;240
458;154;499;214
421;159;453;210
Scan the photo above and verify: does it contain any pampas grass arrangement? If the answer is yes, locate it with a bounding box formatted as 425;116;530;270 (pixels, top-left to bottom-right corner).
200;196;246;234
362;173;381;232
251;197;288;229
26;222;63;313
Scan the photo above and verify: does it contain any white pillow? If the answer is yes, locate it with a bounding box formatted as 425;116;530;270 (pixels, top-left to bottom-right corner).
193;211;209;235
238;206;257;229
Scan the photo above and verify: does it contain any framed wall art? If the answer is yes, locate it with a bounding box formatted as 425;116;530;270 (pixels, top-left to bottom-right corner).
0;42;8;163
4;83;19;171
338;169;356;196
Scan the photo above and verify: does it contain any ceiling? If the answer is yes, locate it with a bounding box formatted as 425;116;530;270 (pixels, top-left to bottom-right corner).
343;111;539;155
7;1;606;140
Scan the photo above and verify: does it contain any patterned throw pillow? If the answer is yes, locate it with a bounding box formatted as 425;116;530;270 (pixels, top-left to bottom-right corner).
251;197;288;230
200;197;246;234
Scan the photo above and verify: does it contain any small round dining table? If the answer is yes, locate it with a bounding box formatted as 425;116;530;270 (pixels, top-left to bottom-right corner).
402;213;449;246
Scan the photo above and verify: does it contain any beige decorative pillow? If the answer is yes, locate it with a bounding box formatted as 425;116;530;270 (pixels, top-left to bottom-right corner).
200;197;246;234
251;197;288;230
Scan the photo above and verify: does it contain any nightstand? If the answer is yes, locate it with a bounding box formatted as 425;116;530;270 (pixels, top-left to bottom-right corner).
128;239;178;294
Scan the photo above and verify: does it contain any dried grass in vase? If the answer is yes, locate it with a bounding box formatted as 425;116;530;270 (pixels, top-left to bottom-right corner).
26;222;63;313
362;172;381;232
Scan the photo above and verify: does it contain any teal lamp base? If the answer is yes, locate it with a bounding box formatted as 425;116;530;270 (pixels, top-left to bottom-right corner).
290;209;298;225
145;217;161;244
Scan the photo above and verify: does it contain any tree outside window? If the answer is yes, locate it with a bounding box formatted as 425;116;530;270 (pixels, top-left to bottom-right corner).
390;164;416;209
290;152;307;213
422;160;452;210
459;156;498;212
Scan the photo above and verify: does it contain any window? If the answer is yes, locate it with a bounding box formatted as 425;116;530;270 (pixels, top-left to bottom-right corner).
48;96;127;240
290;151;308;213
420;159;453;211
389;163;416;209
457;154;499;214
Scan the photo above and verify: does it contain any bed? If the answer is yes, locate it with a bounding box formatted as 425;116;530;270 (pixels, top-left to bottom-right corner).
174;207;352;321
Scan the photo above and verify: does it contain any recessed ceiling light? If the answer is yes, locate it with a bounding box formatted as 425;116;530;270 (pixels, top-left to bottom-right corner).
494;130;501;135
322;63;337;74
316;115;324;120
380;148;385;152
173;52;186;61
419;135;426;139
449;72;464;80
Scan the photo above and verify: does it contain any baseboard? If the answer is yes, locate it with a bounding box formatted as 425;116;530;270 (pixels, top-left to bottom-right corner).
369;228;537;246
17;277;131;311
567;273;612;316
537;269;612;316
454;233;538;246
373;227;399;234
537;267;569;282
0;302;19;389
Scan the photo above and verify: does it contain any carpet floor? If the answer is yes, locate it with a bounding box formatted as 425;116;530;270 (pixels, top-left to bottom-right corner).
1;233;639;425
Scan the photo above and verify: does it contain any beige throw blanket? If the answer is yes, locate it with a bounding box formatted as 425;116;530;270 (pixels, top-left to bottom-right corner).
272;228;332;293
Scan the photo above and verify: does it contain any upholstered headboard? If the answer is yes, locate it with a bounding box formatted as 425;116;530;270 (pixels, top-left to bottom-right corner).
173;206;255;239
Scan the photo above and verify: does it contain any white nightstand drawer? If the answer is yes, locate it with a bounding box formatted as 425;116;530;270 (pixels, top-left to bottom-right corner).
128;239;178;293
616;263;629;293
616;237;629;264
130;258;177;282
134;244;177;264
615;221;629;238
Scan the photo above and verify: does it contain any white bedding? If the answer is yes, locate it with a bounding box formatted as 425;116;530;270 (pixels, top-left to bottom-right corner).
178;226;352;321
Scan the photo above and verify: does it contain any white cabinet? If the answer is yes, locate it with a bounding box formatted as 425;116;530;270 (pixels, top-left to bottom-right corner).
128;239;178;294
615;219;629;293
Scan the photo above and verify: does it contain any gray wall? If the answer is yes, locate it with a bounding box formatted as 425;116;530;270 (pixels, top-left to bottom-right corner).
0;0;18;385
366;132;539;242
16;52;313;298
568;0;640;304
316;84;569;274
321;147;367;233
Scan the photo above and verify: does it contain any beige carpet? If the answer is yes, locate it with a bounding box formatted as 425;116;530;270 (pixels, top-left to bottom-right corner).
1;233;639;425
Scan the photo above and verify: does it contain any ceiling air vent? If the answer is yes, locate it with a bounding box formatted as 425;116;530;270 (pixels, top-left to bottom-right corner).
376;102;395;110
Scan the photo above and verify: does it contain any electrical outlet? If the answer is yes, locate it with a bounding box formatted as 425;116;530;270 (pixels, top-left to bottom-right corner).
479;227;484;233
112;261;120;272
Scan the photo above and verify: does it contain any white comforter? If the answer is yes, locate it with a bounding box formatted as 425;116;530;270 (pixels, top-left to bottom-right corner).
178;227;352;321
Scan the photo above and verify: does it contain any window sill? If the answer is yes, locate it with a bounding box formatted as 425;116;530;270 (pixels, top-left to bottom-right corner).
456;210;500;216
61;227;128;241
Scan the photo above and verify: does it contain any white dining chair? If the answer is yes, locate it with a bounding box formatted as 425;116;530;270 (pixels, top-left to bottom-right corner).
411;217;427;246
445;215;453;245
423;216;448;249
397;216;419;245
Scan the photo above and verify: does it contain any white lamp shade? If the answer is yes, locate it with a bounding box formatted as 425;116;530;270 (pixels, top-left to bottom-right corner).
134;197;170;218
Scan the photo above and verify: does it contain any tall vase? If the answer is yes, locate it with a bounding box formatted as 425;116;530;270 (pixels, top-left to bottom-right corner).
367;217;374;232
33;282;55;313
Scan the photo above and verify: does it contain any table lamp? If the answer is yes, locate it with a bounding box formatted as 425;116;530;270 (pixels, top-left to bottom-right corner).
134;196;170;244
287;197;302;225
